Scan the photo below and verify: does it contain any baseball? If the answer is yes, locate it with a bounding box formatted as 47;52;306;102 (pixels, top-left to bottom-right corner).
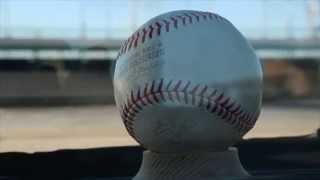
113;10;263;153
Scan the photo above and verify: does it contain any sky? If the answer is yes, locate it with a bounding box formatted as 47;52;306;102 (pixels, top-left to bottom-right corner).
0;0;314;39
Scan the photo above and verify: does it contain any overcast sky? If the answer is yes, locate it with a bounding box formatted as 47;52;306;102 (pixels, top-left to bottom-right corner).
0;0;313;38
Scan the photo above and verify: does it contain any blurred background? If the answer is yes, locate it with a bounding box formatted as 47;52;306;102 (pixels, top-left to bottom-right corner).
0;0;319;152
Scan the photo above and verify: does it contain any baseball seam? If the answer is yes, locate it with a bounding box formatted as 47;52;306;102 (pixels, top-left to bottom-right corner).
117;11;228;59
120;79;258;141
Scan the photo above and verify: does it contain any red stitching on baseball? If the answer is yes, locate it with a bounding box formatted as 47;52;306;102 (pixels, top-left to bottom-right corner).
198;96;204;107
166;80;173;90
190;12;200;22
117;11;229;58
231;104;240;113
182;81;191;92
133;31;140;48
166;81;174;102
216;93;224;102
131;91;142;110
150;80;156;93
191;84;200;94
201;13;208;20
162;20;170;32
174;80;182;90
148;25;154;38
167;91;174;102
208;13;214;20
120;80;258;141
137;89;146;106
183;13;193;24
214;14;223;21
221;97;230;106
208;90;217;99
127;35;134;51
119;44;124;55
182;81;191;104
123;39;129;53
217;107;225;116
155;22;162;36
176;15;187;25
206;101;212;110
151;80;160;103
211;103;218;113
142;28;148;43
174;80;182;102
158;78;165;101
170;17;179;28
199;85;208;96
226;102;235;110
191;84;200;105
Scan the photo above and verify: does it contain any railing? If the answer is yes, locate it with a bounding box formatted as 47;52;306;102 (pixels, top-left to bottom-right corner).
0;26;131;39
0;26;319;60
0;26;316;40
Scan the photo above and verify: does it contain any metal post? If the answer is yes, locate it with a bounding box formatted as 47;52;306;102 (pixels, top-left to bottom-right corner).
129;0;138;32
306;0;320;39
262;0;267;39
78;1;87;61
5;0;9;38
105;6;109;38
0;0;2;37
79;1;87;40
318;60;320;97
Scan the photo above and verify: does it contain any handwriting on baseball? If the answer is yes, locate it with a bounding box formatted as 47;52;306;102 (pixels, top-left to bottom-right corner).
117;41;165;78
130;41;164;65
